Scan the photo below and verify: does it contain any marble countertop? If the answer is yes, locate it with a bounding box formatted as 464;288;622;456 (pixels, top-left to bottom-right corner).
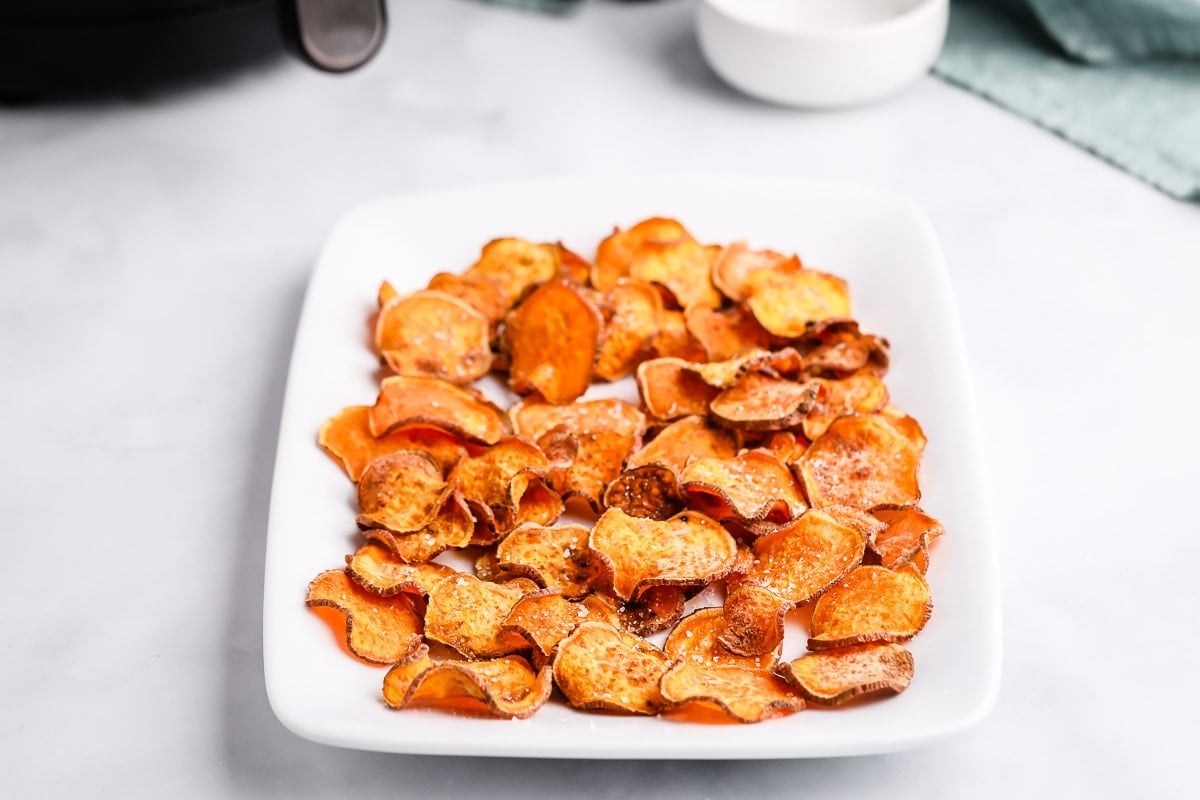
3;0;1197;796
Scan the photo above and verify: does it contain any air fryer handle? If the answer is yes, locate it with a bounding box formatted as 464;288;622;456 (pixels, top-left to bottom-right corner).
288;0;386;72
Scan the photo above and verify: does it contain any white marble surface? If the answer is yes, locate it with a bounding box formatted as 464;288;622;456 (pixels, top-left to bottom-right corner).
2;0;1197;796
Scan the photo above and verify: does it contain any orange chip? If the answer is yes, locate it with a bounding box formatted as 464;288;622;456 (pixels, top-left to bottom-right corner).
592;217;693;291
711;241;800;303
757;431;804;464
680;450;807;525
318;405;469;482
505;281;604;404
345;542;458;597
650;308;709;361
363;491;476;562
877;403;927;452
717;584;792;657
424;574;538;658
808;566;932;649
594;280;664;381
494;523;604;599
869;508;945;571
555;243;592;285
745;267;851;338
665;606;780;669
375;290;493;383
589;508;738;601
625;415;740;473
738;509;867;604
794;414;922;509
377;280;400;308
709;373;821;431
551;621;670;715
684;304;772;362
369;375;510;444
635;358;721;421
426;271;510;328
602;464;684;521
660;662;804;723
511;398;647;510
447;437;563;536
628;238;723;311
305;569;424;664
803;372;890;440
501;590;619;657
613;585;688;637
464;237;561;309
355;450;451;533
383;645;553;719
793;321;890;379
822;503;889;545
777;643;914;706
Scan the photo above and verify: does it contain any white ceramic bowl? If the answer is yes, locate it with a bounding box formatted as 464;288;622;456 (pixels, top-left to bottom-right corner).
696;0;949;108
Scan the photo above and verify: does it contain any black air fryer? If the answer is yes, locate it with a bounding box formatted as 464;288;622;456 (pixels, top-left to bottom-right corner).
0;0;387;96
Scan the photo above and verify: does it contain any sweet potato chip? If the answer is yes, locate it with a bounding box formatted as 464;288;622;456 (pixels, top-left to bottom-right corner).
738;509;866;605
650;308;708;361
426;271;510;328
318;405;469;482
684;304;772;362
355;450;451;533
424;574;538;658
594;280;664;381
495;523;604;598
465;237;561;309
745;267;851;337
878;403;927;452
794;414;922;509
628;238;723;310
635;358;721;421
592;217;693;291
602;464;684;520
511;398;647;510
625;415;739;473
822;503;889;545
777;643;914;705
808;566;932;649
589;508;737;600
554;243;592;285
345;542;458;597
681;450;806;525
505;281;603;404
383;645;553;719
613;585;688;637
363;491;475;562
305;569;423;664
869;508;945;570
717;584;792;657
447;437;562;535
710;241;800;303
369;375;510;444
377;280;399;308
709;373;821;432
803;372;890;440
501;590;619;657
552;621;670;715
665;606;780;669
375;290;493;383
757;431;804;464
660;662;804;723
793;321;890;379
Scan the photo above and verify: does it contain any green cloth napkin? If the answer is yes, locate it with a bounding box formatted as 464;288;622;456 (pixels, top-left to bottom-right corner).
935;1;1200;200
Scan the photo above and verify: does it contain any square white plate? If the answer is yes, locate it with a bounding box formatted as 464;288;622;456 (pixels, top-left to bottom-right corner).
263;174;1001;759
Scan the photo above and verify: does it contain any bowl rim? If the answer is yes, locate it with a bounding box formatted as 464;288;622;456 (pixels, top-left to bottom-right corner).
700;0;947;41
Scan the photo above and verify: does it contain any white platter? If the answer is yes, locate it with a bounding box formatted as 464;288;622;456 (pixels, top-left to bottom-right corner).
263;174;1001;758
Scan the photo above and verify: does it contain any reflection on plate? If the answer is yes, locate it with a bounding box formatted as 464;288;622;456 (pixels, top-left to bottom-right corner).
263;175;1000;759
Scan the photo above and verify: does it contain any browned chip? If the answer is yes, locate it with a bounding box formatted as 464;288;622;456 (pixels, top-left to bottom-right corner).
684;304;772;362
511;398;647;510
589;508;737;600
369;375;510;444
650;308;708;361
424;574;538;658
501;590;619;657
745;267;851;337
635;358;721;421
709;373;821;431
375;290;493;383
602;464;684;520
738;509;867;604
426;271;509;328
660;662;804;723
363;491;475;562
870;508;945;570
777;643;914;705
504;281;604;404
447;437;563;535
793;321;890;379
717;584;792;657
318;405;469;481
711;241;800;303
665;606;780;669
355;450;451;533
803;372;890;440
680;450;806;525
464;237;561;310
592;217;693;291
757;431;804;464
877;403;927;452
594;280;664;381
345;542;458;597
628;238;723;310
305;569;423;664
625;415;740;473
794;414;922;509
822;503;889;545
555;243;592;285
613;585;688;637
383;646;553;719
552;621;671;715
495;523;604;598
808;566;932;649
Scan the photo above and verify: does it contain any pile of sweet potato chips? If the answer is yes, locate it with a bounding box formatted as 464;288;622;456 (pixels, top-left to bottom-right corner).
308;218;943;723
